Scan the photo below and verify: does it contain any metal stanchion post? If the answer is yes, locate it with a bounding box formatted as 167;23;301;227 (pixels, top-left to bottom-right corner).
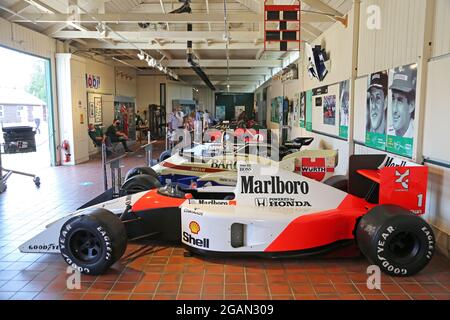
102;142;108;191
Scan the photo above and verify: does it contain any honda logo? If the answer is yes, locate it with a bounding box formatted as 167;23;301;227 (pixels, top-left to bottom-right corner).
255;198;268;207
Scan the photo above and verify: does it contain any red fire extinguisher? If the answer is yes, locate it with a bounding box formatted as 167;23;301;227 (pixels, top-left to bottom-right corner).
62;140;71;162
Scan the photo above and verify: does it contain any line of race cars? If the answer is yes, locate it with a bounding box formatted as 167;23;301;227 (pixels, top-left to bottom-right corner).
20;137;435;277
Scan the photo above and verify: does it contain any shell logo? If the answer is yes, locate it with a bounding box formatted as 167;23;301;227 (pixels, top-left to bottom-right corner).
189;221;200;235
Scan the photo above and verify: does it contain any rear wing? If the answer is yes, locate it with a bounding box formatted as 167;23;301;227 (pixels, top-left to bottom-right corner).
349;155;428;215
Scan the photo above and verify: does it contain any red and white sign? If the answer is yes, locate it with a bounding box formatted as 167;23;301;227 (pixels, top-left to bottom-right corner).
295;157;335;182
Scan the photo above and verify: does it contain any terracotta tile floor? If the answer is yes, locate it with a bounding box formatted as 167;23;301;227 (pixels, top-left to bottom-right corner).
0;141;449;300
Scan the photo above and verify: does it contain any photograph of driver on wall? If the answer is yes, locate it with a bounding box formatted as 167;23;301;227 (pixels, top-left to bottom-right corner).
386;64;418;157
365;70;388;150
388;65;417;138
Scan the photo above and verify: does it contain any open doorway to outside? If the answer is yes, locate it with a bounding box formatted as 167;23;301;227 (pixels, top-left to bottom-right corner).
0;46;56;172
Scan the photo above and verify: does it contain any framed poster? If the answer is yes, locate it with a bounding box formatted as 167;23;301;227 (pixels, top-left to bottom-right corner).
88;102;95;124
216;105;225;120
365;70;388;151
235;105;246;119
386;64;417;158
271;98;279;123
305;90;313;131
299;92;306;128
94;96;102;125
292;93;300;128
339;80;350;139
323;95;336;126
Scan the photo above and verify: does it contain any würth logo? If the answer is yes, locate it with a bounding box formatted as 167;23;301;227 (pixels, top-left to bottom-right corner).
300;158;334;182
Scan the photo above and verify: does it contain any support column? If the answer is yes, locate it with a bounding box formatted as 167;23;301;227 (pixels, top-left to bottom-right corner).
413;0;436;163
348;0;361;157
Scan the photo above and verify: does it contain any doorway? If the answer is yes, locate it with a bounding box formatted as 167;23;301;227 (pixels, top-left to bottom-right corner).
0;46;55;171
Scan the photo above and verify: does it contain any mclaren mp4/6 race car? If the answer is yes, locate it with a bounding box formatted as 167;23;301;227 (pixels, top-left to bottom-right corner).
149;138;340;190
20;154;435;277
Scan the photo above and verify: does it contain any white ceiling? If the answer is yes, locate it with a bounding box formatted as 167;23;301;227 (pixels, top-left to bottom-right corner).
0;0;354;91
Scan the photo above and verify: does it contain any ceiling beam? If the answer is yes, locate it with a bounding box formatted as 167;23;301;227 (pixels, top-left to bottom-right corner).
301;23;322;38
12;12;262;23
51;31;261;42
234;0;261;13
4;1;30;20
181;75;266;81
122;59;281;68
83;41;266;50
137;68;271;76
12;12;333;24
301;0;344;17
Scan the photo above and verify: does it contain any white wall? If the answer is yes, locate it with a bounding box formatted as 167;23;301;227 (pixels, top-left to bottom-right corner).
357;0;426;76
136;75;194;121
257;0;450;256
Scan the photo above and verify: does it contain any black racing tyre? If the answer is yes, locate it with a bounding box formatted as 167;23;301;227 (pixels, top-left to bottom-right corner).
59;208;127;275
124;167;159;181
356;205;435;277
159;150;172;163
120;174;161;196
324;175;348;192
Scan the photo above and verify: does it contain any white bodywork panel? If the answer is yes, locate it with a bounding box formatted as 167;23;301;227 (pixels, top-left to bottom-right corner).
19;191;147;254
180;163;347;252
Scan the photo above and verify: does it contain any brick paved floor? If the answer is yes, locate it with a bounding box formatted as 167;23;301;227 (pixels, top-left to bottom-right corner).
0;141;449;300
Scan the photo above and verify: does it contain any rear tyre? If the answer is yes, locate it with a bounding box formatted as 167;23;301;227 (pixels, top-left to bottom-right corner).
324;175;348;192
356;205;435;277
159;150;172;163
120;174;161;196
59;209;127;275
124;167;159;181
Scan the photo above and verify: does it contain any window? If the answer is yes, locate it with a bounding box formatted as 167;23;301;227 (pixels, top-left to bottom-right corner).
0;105;3;118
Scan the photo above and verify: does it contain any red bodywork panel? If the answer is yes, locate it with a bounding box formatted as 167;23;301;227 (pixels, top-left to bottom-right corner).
379;166;428;215
357;166;428;215
265;195;372;252
132;190;185;212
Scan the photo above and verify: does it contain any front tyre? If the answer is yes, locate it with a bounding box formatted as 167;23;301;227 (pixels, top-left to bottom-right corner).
59;209;127;275
356;205;435;277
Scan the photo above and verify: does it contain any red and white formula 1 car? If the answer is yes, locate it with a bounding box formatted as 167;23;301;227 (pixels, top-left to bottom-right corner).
20;154;434;276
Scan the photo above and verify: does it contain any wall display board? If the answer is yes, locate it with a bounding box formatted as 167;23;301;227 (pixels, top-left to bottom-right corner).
271;96;283;124
386;64;417;158
87;92;103;126
305;90;313;132
292;92;300;128
299;92;306;128
423;56;450;164
114;96;136;141
94;97;102;125
215;105;226;120
365;71;388;151
235;105;246;119
339;80;350;139
323;95;336;125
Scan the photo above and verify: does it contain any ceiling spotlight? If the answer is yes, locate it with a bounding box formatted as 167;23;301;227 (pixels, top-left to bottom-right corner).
137;51;145;60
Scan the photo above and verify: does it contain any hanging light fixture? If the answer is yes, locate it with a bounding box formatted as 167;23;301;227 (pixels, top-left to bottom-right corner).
137;51;145;60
